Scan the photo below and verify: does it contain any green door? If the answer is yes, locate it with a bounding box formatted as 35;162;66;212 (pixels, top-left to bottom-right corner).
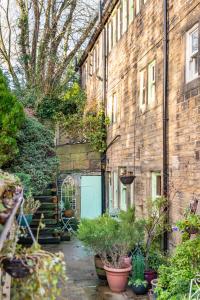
81;176;102;219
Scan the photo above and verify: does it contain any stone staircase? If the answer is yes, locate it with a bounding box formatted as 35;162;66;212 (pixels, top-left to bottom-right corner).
20;183;61;244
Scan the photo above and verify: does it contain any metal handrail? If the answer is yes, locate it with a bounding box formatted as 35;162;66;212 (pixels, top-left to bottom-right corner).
0;191;23;251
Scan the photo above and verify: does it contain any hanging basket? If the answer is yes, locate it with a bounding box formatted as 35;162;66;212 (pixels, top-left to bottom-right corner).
2;257;36;279
120;175;135;185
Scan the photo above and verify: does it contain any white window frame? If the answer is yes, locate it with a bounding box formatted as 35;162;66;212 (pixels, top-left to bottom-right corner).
107;95;113;124
186;23;199;83
148;60;156;104
117;5;122;41
113;12;117;46
139;69;146;110
122;0;128;34
108;21;112;53
152;172;162;201
136;0;140;15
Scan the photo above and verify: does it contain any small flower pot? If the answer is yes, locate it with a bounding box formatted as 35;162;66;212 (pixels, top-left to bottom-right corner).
131;283;148;295
120;175;135;185
2;258;36;278
63;209;74;218
144;270;157;287
18;214;33;227
151;279;158;300
104;265;132;293
0;211;10;225
94;255;107;281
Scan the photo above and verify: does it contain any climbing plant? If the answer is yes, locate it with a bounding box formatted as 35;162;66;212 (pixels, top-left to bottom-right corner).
0;69;25;167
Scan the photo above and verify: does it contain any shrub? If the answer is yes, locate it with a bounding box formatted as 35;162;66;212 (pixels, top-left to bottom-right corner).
156;237;200;299
8;117;58;195
0;70;25;167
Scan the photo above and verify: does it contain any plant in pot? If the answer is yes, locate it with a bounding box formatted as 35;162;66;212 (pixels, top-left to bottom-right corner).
0;171;22;224
63;199;74;217
176;211;200;241
78;213;145;292
129;248;148;295
119;171;135;185
143;196;169;286
0;218;66;300
18;193;40;227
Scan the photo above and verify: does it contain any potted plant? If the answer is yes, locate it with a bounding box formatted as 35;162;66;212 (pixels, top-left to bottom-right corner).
78;213;145;292
143;197;169;285
129;248;148;295
63;199;74;217
119;171;135;185
176;212;200;239
0;171;22;224
18;193;40;227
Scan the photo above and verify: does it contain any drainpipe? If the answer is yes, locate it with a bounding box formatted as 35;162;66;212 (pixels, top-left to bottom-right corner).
163;0;169;251
101;1;107;214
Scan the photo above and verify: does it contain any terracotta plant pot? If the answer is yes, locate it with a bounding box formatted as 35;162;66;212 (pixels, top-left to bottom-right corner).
104;265;132;293
0;211;10;225
144;270;157;287
64;209;74;218
94;255;107;281
52;196;58;204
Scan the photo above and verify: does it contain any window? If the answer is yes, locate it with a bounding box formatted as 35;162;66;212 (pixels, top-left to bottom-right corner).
122;0;128;34
113;13;117;46
113;172;119;209
113;93;118;123
148;60;156;104
186;24;199;83
89;53;93;76
128;0;134;24
107;95;113;123
152;172;162;200
139;69;147;108
117;5;122;41
108;21;113;53
61;176;77;210
136;0;140;14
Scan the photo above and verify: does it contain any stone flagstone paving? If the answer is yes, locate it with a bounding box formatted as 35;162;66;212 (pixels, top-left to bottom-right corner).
45;238;149;300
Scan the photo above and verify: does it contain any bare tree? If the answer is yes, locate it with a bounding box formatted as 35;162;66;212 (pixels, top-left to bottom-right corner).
0;0;98;98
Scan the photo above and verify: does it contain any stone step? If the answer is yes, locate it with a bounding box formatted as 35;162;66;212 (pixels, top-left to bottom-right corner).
19;235;61;245
34;195;58;203
31;218;58;226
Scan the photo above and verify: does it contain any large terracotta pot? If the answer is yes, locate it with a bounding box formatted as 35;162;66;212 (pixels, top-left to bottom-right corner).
104;265;132;293
94;255;107;281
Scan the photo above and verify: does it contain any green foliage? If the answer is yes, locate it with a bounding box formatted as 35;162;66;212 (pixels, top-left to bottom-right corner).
155;237;200;299
8;117;58;195
83;109;109;152
132;250;145;281
176;212;200;241
0;70;25;167
1;241;66;300
78;213;145;268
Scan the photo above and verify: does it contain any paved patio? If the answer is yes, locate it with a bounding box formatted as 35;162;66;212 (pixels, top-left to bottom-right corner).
45;238;149;300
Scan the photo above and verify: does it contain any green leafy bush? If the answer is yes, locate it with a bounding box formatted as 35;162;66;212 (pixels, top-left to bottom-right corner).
156;237;200;299
0;70;25;167
8;117;58;195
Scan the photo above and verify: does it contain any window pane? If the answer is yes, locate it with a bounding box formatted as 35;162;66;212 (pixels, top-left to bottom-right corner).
191;29;198;54
129;0;134;24
122;0;128;33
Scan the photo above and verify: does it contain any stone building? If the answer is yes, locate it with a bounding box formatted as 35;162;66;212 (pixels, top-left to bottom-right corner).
79;0;200;245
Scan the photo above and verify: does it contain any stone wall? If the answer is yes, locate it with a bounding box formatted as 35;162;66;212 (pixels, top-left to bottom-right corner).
81;0;200;244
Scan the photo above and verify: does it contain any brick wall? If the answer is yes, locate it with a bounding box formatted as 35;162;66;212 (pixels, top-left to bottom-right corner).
81;0;200;244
